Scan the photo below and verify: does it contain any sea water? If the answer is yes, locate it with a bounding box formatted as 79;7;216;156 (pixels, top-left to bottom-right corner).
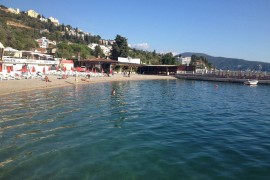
0;80;270;179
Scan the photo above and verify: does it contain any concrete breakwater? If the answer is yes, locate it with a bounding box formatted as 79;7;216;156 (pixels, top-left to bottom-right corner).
174;74;270;85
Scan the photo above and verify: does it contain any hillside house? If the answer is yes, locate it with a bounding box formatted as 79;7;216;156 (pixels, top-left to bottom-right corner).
8;8;20;14
26;10;39;18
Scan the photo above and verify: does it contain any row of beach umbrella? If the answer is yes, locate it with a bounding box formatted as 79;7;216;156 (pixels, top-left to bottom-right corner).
0;65;110;74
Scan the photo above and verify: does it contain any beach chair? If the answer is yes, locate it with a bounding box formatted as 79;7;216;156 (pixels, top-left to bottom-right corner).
8;75;16;80
1;75;8;80
14;73;22;80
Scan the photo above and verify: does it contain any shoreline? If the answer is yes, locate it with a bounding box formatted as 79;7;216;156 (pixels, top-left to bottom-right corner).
0;74;177;96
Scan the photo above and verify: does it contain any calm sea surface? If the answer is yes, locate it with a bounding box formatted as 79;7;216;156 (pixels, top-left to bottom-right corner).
1;79;270;179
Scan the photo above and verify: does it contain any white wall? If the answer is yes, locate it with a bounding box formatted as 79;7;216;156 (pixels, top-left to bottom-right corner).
118;57;141;64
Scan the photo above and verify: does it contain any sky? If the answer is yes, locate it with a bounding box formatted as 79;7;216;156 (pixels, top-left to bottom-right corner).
1;0;270;62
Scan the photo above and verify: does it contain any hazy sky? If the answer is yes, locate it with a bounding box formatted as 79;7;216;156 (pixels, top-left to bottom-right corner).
1;0;270;62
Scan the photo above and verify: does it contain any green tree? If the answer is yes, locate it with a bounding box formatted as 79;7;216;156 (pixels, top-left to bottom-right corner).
94;45;104;58
161;53;176;65
111;43;120;60
110;35;129;60
190;55;197;66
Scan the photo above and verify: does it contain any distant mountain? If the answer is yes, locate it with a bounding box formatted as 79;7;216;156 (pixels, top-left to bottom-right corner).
178;52;270;71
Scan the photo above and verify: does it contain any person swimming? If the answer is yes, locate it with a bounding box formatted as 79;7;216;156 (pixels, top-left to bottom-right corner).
111;88;116;95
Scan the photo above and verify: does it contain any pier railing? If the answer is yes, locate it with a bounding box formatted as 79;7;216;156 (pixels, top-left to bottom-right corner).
176;70;270;80
175;71;270;84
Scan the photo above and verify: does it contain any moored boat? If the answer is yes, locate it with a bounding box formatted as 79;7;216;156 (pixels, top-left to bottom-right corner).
244;79;258;85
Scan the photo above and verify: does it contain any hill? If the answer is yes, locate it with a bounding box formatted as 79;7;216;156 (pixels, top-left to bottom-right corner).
180;52;270;71
0;5;161;62
0;5;102;50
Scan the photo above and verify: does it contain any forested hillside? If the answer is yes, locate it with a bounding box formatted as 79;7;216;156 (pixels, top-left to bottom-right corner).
0;4;172;64
180;52;270;71
0;5;101;50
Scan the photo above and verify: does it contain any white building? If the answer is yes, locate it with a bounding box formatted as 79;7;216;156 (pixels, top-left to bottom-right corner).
40;17;48;23
36;37;56;48
60;60;74;71
26;10;39;18
49;17;60;26
8;8;20;14
2;49;59;74
118;57;141;64
88;43;112;56
180;57;191;65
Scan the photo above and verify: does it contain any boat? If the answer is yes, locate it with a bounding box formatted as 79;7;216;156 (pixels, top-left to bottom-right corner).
244;79;258;85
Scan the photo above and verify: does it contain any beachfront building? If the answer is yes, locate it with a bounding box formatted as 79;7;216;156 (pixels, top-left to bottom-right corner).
60;60;74;71
77;58;118;74
26;10;39;18
138;65;178;75
176;65;196;74
1;47;59;74
118;57;141;64
136;64;196;75
111;57;142;74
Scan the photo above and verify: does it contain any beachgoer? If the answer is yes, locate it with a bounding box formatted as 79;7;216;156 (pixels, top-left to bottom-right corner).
62;74;68;79
81;78;90;82
111;88;116;95
37;72;42;77
45;76;51;82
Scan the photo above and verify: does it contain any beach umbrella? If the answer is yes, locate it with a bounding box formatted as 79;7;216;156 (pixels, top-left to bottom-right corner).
64;66;67;72
7;66;11;73
101;68;104;73
32;66;36;73
110;69;113;74
76;67;82;72
94;68;96;73
21;68;28;73
19;66;28;73
43;67;46;74
0;65;2;72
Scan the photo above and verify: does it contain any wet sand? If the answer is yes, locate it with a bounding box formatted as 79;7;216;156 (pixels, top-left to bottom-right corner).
0;74;176;96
